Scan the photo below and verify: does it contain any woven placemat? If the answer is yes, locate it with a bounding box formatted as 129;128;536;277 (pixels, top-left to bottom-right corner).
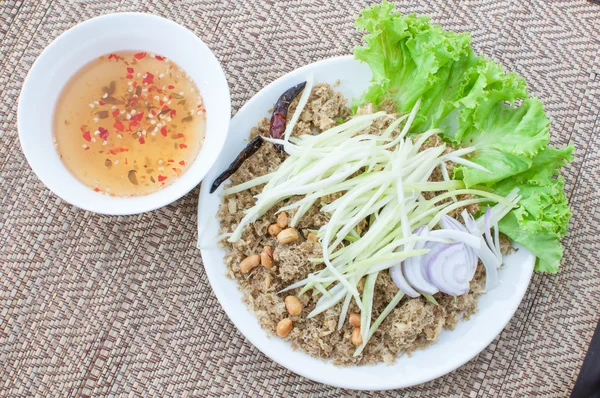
1;0;599;396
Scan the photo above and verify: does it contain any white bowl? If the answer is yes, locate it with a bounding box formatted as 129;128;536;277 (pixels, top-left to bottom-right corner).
198;56;536;390
18;13;231;215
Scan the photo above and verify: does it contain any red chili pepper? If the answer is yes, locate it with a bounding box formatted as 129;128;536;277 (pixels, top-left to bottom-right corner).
130;112;144;122
126;74;133;79
80;124;87;132
157;175;167;182
112;109;120;117
155;55;165;61
179;144;187;149
143;72;154;85
128;122;139;131
98;127;109;140
94;188;100;192
179;160;185;166
108;147;128;155
82;131;91;142
172;168;178;172
139;137;145;144
108;53;119;61
127;67;134;73
84;147;90;151
98;100;105;106
160;126;167;137
168;85;175;90
170;109;176;118
167;159;174;163
134;52;146;60
113;120;125;132
177;133;184;138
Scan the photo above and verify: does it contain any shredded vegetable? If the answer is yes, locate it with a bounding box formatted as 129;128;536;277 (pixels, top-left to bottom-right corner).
223;98;519;352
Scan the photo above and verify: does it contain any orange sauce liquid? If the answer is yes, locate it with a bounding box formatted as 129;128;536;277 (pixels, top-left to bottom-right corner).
53;51;206;196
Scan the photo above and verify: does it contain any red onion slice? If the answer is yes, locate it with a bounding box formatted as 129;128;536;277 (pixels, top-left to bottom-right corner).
439;215;478;277
401;227;439;295
390;263;420;297
483;205;502;261
425;243;471;296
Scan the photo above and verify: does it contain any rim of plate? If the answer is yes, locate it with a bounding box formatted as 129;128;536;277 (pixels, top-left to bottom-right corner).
198;55;535;390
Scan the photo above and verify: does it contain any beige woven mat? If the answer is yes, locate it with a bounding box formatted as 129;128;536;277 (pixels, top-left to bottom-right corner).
1;0;599;396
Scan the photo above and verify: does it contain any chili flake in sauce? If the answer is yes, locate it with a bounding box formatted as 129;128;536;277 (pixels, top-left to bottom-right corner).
53;51;206;196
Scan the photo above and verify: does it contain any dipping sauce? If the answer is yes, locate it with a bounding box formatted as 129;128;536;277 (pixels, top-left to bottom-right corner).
53;51;206;196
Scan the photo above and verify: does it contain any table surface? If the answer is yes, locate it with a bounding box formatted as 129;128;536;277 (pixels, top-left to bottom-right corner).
1;0;599;396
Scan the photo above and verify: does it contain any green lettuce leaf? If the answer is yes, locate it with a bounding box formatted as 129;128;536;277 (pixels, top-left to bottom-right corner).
455;96;550;187
353;1;574;273
493;145;574;272
354;3;472;120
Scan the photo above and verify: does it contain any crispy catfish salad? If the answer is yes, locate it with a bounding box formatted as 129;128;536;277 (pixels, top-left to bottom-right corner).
206;2;573;365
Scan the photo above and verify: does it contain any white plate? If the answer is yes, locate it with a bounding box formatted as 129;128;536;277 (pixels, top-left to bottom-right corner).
198;55;535;390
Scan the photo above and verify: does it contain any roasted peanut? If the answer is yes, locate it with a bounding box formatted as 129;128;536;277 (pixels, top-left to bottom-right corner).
285;295;303;316
276;318;293;337
268;223;282;236
277;228;299;244
307;232;318;243
351;327;363;346
349;312;361;327
264;273;272;290
239;254;260;273
261;246;274;269
277;211;288;228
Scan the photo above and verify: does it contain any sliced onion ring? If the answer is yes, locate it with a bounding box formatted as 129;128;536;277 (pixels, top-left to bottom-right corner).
401;227;439;295
425;243;471;296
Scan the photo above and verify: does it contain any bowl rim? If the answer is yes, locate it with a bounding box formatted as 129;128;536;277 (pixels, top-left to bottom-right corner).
17;12;231;215
198;54;536;390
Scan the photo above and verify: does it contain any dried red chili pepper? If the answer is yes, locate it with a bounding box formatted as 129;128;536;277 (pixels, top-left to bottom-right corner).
157;175;167;182
82;131;91;142
98;127;109;140
113;120;125;132
209;136;264;193
130;112;144;123
269;81;306;150
155;55;166;61
143;72;154;85
109;147;128;155
134;52;146;60
179;144;187;149
160;126;168;137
